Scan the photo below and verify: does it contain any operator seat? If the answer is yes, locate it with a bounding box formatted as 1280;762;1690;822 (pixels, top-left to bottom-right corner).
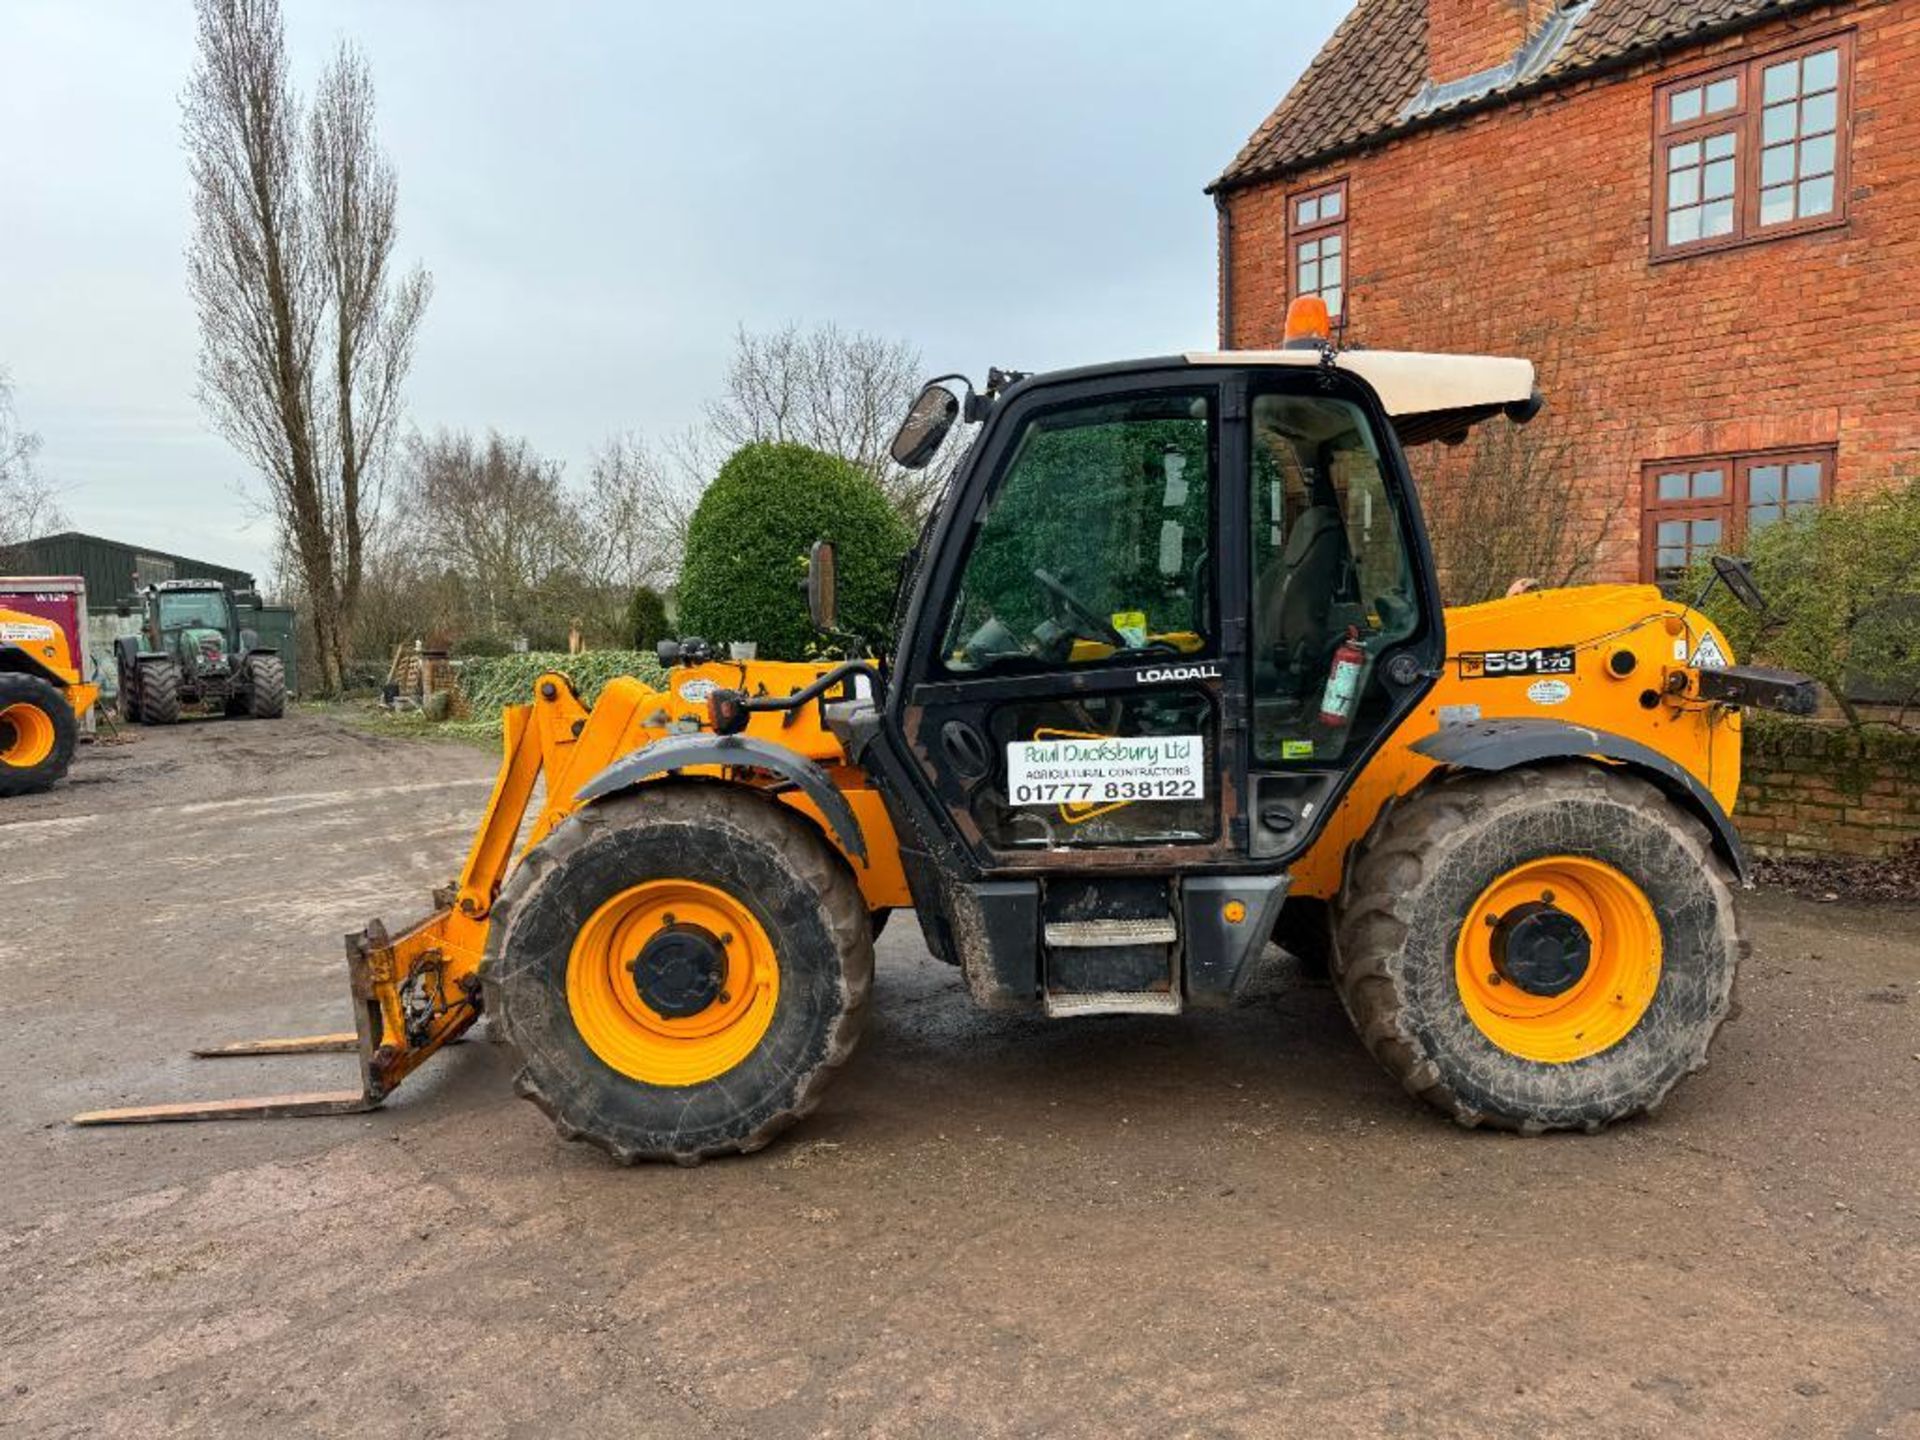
1257;504;1344;676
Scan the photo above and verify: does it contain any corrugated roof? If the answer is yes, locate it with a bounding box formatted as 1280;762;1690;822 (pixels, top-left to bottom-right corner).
1213;0;1813;191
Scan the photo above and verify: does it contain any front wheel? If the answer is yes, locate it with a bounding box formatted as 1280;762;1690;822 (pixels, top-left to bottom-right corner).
137;659;181;725
483;784;873;1164
1334;764;1744;1133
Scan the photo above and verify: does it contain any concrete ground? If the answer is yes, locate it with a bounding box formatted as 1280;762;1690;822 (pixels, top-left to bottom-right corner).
2;711;1917;1438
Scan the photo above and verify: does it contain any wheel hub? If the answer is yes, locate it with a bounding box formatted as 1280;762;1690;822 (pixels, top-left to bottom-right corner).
1490;902;1592;997
628;925;728;1019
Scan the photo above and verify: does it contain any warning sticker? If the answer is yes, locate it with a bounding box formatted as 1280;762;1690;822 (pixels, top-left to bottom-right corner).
1690;634;1729;670
1007;734;1204;808
0;622;54;644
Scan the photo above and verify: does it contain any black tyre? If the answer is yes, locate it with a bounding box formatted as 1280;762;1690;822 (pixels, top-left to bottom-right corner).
483;783;873;1164
243;654;286;719
0;674;79;797
1333;763;1744;1134
138;659;181;725
117;657;140;724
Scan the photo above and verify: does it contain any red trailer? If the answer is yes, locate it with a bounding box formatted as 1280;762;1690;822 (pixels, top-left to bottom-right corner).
0;575;92;729
0;575;89;654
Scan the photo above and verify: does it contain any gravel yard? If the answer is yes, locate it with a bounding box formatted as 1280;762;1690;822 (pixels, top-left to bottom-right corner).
2;711;1917;1438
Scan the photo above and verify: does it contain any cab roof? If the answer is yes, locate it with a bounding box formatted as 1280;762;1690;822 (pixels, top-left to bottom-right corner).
1009;348;1540;448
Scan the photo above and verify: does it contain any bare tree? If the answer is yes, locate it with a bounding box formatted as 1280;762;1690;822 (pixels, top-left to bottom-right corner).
184;0;429;691
1419;424;1628;605
703;323;963;524
580;432;699;592
400;430;576;637
0;370;64;564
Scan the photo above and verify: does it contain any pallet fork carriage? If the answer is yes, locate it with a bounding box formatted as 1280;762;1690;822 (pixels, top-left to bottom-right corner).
74;688;599;1124
73;665;889;1125
77;301;1822;1155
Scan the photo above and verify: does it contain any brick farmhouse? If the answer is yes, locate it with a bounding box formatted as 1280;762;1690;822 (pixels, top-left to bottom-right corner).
1210;0;1917;587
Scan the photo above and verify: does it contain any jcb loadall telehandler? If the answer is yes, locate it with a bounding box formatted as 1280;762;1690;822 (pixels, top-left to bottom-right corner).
0;605;97;797
79;300;1818;1159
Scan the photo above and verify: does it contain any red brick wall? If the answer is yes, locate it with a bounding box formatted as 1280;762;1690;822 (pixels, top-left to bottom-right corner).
1428;0;1553;86
1736;722;1920;859
1220;0;1918;584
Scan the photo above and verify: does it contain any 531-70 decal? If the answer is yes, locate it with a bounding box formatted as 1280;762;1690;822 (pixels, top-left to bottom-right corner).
1457;646;1576;680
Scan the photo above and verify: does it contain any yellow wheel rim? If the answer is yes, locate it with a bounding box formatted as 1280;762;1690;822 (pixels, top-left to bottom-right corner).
567;878;779;1087
0;702;55;769
1454;855;1662;1064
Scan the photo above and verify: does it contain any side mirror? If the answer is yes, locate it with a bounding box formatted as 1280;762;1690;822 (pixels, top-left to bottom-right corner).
807;540;838;632
890;383;960;471
1710;555;1767;613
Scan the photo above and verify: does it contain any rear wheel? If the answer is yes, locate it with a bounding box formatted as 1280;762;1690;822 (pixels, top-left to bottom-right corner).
1333;764;1744;1133
243;654;285;719
484;784;873;1164
0;674;78;796
138;659;181;725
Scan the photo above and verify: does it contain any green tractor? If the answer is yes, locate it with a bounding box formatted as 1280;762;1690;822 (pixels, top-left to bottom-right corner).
115;580;286;725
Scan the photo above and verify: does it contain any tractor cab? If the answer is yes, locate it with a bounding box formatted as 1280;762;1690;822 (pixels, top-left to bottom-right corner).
150;583;234;640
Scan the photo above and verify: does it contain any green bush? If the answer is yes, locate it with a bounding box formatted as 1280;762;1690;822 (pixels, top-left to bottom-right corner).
677;442;911;660
1693;474;1920;729
626;585;670;653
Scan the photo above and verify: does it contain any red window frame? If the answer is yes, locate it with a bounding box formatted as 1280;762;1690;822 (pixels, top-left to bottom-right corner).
1651;31;1854;261
1640;447;1835;582
1286;178;1348;323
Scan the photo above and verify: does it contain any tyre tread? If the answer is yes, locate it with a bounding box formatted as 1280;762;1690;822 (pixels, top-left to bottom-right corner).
1332;762;1747;1134
486;784;872;1164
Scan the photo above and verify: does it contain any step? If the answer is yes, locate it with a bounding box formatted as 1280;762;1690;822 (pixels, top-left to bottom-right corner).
1045;990;1184;1019
1043;917;1179;948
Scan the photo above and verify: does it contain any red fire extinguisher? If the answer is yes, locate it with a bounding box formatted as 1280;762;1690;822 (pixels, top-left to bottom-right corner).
1318;627;1366;728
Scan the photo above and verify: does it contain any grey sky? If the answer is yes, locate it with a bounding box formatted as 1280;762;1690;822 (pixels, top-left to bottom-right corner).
0;1;1344;582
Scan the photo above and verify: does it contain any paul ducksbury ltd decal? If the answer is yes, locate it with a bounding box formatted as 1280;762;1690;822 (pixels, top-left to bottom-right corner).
1007;733;1206;807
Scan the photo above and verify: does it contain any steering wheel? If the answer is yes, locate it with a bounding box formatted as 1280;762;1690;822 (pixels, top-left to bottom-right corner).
1033;569;1126;648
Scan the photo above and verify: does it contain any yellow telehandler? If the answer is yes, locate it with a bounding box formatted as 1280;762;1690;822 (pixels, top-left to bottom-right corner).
1;603;98;797
78;300;1817;1159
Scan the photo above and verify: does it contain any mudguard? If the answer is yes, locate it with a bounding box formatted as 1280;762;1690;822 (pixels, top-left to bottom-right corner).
574;732;868;864
1412;717;1750;884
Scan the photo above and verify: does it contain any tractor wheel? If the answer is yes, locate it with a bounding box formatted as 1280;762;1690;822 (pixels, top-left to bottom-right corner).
138;659;181;725
0;674;78;797
1333;763;1744;1134
244;654;286;719
483;784;873;1164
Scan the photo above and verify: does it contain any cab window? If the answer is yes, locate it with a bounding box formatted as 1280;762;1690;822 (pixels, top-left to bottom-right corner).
1250;392;1422;764
157;591;231;630
941;392;1213;674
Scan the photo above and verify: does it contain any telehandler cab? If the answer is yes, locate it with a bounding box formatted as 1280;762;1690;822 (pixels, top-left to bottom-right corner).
79;300;1818;1159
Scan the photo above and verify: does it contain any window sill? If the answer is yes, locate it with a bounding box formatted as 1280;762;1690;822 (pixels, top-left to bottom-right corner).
1650;212;1849;265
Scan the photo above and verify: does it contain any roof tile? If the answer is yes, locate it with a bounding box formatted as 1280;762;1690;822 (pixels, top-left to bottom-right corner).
1215;0;1805;189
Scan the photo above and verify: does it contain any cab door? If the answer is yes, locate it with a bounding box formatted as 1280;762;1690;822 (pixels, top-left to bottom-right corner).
893;372;1244;874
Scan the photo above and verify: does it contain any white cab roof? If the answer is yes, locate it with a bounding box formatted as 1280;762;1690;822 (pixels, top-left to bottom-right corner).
1183;348;1536;421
